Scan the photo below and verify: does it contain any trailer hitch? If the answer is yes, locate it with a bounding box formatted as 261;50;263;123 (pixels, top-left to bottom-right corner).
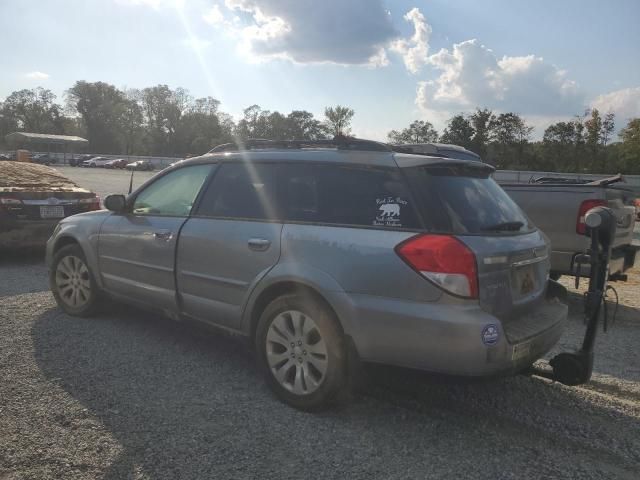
528;206;617;386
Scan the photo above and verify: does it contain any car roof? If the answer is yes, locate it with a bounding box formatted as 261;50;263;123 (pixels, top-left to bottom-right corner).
176;148;489;170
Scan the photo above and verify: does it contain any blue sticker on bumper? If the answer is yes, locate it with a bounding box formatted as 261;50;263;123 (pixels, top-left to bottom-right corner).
482;324;500;345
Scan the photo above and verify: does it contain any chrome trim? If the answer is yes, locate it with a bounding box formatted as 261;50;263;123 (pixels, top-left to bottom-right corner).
22;199;77;205
511;255;549;268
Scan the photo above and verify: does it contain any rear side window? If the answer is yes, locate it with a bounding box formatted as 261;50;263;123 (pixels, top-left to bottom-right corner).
405;164;533;234
196;163;280;220
283;164;421;229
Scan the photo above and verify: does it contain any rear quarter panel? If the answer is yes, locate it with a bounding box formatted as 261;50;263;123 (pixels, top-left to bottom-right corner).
247;224;445;335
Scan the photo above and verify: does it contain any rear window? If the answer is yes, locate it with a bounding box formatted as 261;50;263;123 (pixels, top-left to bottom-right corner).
405;164;534;235
282;164;421;229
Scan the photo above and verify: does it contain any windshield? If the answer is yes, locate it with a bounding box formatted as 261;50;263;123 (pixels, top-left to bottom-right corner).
405;164;534;235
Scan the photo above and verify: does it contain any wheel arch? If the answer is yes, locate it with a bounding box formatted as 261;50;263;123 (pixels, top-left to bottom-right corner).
246;280;344;347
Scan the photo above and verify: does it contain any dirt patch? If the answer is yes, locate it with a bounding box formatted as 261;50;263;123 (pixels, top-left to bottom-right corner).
0;161;88;193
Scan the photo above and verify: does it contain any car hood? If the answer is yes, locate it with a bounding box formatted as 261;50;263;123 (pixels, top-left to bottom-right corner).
59;209;112;224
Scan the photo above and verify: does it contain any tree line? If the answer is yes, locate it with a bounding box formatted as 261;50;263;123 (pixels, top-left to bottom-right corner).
1;82;639;174
389;109;640;174
0;82;355;158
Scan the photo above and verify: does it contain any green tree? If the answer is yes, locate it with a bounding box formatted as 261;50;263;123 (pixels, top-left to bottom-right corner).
140;85;191;155
489;113;533;168
440;115;474;149
286;110;328;140
469;108;494;159
324;105;355;137
66;81;131;153
387;120;438;144
2;87;64;134
618;118;640;174
543;121;576;171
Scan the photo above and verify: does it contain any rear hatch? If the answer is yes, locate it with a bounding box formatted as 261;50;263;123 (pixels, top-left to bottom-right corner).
403;160;549;321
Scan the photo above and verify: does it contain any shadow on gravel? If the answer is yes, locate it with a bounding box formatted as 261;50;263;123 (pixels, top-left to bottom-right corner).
564;289;640;323
31;305;640;479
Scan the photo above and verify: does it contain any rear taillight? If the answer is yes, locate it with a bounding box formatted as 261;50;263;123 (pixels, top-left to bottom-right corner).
79;196;101;211
396;234;479;299
0;197;23;212
577;199;606;234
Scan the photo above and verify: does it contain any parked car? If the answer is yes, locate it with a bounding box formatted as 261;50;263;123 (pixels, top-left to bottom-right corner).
502;175;637;279
104;158;128;169
31;153;57;165
125;160;154;171
82;156;112;168
1;161;100;248
0;153;11;161
69;154;93;167
635;198;640;221
47;138;568;410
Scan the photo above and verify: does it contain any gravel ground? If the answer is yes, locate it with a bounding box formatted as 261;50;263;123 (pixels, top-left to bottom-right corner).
1;250;639;479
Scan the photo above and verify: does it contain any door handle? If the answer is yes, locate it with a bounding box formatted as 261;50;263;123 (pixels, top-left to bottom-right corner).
153;230;173;241
248;238;271;251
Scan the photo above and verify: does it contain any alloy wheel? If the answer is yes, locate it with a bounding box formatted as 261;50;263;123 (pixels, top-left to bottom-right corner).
55;255;91;309
266;310;329;395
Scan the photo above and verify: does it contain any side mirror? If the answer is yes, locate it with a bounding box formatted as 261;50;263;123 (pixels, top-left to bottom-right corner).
104;194;127;213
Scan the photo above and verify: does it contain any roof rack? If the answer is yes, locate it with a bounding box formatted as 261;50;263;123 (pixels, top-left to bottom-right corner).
208;136;393;153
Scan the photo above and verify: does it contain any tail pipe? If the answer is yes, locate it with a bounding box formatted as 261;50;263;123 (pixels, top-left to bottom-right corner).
527;206;617;386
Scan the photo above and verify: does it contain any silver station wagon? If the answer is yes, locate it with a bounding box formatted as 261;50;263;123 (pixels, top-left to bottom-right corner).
47;138;568;410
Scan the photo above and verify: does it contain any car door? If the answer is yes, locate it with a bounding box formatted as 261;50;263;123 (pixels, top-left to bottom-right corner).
98;164;214;312
176;162;283;330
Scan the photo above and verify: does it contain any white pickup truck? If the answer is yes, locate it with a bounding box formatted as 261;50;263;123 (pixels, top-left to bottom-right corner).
500;175;638;280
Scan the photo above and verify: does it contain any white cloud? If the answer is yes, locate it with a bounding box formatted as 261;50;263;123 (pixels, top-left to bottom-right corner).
390;8;430;74
25;71;49;80
203;4;225;25
591;87;640;124
219;0;398;65
418;39;583;116
115;0;183;8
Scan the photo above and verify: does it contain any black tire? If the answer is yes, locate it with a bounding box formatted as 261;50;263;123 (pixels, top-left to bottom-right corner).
256;293;347;411
50;244;101;317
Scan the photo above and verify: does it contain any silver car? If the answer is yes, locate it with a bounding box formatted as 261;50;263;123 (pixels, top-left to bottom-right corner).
46;139;568;410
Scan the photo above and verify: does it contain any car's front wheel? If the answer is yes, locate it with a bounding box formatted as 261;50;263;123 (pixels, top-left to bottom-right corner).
50;244;101;317
256;293;347;411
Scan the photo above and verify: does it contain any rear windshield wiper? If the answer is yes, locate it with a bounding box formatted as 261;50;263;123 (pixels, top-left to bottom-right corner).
481;221;524;232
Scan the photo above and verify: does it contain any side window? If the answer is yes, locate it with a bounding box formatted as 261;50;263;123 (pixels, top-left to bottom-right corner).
132;164;213;216
195;163;280;220
283;164;421;229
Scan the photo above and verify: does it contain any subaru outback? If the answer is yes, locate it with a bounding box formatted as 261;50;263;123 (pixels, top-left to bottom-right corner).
47;138;568;410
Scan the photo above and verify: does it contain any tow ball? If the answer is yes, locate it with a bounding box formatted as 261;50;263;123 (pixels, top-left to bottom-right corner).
528;206;618;386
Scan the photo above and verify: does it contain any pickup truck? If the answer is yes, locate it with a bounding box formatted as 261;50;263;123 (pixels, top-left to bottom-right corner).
501;175;638;279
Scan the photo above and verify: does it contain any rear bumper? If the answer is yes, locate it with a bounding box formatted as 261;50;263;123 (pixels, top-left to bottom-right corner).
551;244;638;277
0;219;59;248
341;289;568;377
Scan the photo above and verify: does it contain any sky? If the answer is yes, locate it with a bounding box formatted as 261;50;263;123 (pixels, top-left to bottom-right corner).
2;0;640;140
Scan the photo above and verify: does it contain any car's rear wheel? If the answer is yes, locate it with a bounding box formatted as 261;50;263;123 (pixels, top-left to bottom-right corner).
50;244;101;317
256;293;347;411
